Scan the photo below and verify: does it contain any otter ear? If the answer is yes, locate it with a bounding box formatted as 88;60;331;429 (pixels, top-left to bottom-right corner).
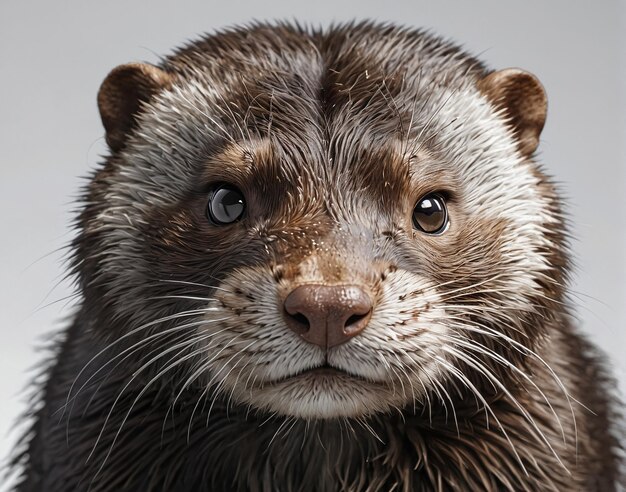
478;68;547;157
97;63;173;152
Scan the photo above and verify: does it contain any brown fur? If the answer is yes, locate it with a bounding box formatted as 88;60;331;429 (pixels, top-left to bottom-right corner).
9;21;624;491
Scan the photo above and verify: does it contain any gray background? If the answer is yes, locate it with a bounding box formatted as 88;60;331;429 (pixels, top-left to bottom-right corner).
1;0;624;487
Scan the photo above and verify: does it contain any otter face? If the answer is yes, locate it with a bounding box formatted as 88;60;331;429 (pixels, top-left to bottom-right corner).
82;24;564;420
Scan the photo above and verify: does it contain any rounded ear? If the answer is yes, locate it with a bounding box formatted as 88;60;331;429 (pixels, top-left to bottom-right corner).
478;68;547;157
97;63;173;152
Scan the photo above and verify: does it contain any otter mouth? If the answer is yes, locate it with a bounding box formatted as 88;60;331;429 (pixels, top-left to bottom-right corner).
265;364;377;387
299;365;345;377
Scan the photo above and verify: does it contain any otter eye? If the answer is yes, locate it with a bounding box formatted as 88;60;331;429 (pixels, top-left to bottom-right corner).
207;184;245;225
412;193;448;234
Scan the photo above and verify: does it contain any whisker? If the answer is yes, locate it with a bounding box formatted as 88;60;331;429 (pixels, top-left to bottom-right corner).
434;355;529;476
442;334;567;443
62;315;232;420
64;309;213;413
158;278;230;293
88;333;213;476
442;346;569;473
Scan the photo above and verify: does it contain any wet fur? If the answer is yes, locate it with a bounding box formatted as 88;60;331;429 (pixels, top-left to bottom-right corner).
10;21;624;491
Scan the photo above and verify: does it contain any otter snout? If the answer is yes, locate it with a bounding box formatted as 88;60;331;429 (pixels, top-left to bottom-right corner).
283;284;372;348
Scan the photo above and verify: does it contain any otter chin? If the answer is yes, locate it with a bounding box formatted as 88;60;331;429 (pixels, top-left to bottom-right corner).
11;21;623;492
239;367;399;419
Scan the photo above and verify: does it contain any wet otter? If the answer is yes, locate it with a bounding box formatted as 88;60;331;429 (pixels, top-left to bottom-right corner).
10;21;624;491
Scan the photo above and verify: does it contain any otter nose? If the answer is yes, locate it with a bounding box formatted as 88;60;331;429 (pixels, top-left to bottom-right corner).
283;285;372;348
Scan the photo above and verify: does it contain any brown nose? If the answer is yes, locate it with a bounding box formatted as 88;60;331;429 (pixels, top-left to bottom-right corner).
283;285;372;348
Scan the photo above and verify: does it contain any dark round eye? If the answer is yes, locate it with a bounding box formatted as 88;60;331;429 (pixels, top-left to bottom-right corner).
207;184;245;225
412;193;448;234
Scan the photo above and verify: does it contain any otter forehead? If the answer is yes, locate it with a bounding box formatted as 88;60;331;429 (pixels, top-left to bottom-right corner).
102;23;486;207
107;39;533;217
105;71;552;280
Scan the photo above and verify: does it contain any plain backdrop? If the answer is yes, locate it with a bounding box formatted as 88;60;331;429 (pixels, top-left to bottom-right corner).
1;0;624;488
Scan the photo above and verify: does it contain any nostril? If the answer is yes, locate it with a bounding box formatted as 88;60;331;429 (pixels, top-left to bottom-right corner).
290;312;310;329
346;312;368;328
344;309;372;335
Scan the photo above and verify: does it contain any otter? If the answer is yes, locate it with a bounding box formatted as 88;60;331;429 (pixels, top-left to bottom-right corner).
9;21;624;491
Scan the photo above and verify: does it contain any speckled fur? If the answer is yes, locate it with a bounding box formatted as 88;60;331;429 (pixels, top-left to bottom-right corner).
10;21;624;491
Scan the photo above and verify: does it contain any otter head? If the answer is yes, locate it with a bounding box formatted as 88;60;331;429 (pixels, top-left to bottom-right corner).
78;23;565;420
